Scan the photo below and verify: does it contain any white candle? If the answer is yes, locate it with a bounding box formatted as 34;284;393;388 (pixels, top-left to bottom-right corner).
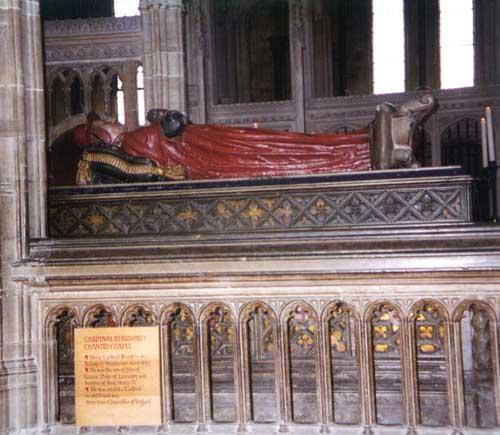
253;122;259;129
481;117;488;168
485;106;496;162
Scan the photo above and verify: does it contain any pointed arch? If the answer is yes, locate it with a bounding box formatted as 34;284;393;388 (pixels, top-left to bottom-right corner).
199;302;238;423
45;306;80;424
452;300;500;428
280;300;321;424
83;304;117;327
321;301;362;425
121;304;156;326
408;299;452;427
365;301;406;426
441;117;482;177
239;301;279;423
160;303;198;423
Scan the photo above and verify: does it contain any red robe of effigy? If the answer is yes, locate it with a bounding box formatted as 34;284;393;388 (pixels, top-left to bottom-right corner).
119;122;372;180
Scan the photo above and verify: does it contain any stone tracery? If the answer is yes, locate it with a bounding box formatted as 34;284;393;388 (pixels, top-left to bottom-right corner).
42;298;500;430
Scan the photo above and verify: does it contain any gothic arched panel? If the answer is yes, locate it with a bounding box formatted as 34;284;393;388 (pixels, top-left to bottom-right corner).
200;303;238;422
281;301;320;423
322;301;362;425
453;301;499;428
46;306;80;424
161;303;197;423
410;300;451;427
240;301;279;423
366;302;405;425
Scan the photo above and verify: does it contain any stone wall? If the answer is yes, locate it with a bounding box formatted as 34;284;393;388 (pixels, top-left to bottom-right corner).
1;1;500;434
0;0;46;432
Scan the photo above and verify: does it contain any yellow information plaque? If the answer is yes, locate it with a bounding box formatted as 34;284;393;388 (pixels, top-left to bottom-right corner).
75;327;162;427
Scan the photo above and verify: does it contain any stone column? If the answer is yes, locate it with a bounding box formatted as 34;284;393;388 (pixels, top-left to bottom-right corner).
496;1;500;84
140;0;187;113
290;0;306;132
123;61;139;130
185;0;207;123
0;0;45;431
359;317;376;433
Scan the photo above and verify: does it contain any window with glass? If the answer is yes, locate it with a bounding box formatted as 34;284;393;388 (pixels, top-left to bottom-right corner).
137;65;146;126
114;0;140;17
114;76;125;125
311;0;475;98
372;0;405;94
440;0;474;89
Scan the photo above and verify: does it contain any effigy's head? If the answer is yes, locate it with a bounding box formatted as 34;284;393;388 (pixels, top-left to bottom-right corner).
161;110;190;137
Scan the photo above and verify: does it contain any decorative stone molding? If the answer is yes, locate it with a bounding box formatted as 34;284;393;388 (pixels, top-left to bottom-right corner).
202;87;500;137
44;16;141;37
209;100;295;113
44;17;143;65
140;0;185;10
210;114;295;126
48;168;471;238
45;42;143;63
307;86;500;110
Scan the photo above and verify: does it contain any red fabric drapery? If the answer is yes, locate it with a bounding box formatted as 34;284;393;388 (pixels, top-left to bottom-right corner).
120;123;372;180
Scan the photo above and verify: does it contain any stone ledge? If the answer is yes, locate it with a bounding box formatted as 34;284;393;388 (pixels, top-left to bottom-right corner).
25;423;498;434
